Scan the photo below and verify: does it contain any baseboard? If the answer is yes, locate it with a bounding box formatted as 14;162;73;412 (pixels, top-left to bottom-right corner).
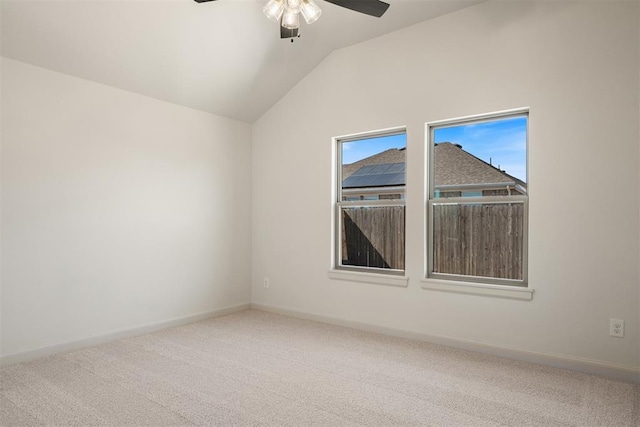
0;302;251;366
251;303;640;384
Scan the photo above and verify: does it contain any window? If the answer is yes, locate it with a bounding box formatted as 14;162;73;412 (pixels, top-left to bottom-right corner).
427;110;528;286
335;129;406;275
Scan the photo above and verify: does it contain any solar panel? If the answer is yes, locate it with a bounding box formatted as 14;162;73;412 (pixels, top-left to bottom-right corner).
343;162;405;188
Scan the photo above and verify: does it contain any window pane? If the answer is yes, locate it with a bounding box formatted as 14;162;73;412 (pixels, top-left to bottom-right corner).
342;133;406;201
341;206;405;270
432;202;524;280
433;116;527;198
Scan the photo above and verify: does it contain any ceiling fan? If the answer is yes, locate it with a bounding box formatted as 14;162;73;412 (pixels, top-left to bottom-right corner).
194;0;390;40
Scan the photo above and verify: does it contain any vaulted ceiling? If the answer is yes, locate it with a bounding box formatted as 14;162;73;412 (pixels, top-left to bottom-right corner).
1;0;481;123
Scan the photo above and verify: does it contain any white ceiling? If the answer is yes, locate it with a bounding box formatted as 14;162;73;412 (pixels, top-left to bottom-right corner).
1;0;481;123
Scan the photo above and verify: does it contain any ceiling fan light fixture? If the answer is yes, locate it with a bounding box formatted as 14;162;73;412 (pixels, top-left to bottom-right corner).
263;0;285;22
281;7;300;30
300;0;322;24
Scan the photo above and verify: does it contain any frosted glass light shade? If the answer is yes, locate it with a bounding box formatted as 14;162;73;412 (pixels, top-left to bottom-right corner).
281;8;300;29
300;0;322;24
263;0;285;22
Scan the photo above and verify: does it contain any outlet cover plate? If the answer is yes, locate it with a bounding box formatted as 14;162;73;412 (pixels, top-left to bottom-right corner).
609;319;624;337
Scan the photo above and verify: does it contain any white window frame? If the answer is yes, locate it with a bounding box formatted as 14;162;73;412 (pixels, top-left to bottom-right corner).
331;127;407;279
425;109;529;289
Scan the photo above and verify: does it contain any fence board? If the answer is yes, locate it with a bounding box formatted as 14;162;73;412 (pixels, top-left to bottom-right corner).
342;206;405;270
432;203;524;280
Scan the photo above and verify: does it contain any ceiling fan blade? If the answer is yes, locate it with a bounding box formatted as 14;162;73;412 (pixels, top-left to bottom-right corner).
323;0;390;17
280;25;299;39
193;0;218;3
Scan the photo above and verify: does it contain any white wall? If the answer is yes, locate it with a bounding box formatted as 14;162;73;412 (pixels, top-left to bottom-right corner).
1;58;252;357
252;1;640;371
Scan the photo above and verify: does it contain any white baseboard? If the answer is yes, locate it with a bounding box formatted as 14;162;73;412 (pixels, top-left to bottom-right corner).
0;303;251;366
251;303;640;384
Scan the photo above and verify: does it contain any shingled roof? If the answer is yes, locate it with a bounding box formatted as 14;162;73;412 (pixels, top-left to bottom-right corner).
342;143;525;189
434;142;525;187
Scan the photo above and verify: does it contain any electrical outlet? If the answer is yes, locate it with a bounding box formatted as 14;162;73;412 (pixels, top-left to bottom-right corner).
263;277;270;288
609;319;624;338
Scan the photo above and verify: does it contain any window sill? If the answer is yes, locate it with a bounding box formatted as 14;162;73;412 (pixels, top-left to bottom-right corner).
421;278;534;300
328;270;409;288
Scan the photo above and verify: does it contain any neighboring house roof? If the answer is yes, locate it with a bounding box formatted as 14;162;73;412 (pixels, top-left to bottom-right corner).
434;142;524;188
341;143;526;189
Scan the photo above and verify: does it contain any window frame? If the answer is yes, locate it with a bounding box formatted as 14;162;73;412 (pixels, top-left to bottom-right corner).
333;127;407;277
425;109;529;287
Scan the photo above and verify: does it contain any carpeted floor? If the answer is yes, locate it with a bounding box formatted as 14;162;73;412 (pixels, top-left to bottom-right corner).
1;309;638;426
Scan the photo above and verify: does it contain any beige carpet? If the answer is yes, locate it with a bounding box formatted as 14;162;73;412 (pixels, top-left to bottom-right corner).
1;310;638;426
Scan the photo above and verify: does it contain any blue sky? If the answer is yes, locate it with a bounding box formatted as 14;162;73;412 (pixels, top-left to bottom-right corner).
342;117;527;183
342;133;406;165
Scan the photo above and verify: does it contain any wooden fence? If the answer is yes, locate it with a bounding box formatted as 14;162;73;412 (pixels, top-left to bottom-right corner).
432;203;524;280
341;206;405;270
